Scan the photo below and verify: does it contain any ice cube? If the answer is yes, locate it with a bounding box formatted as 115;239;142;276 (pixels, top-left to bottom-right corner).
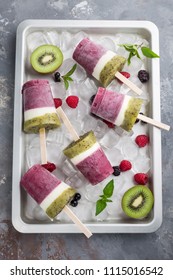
27;32;49;52
76;99;89;120
133;156;151;173
65;172;87;189
33;205;49;221
100;129;120;149
46;30;60;46
94;120;109;140
105;147;123;166
81;114;98;133
121;137;139;160
98;36;116;52
50;81;67;100
62;159;77;177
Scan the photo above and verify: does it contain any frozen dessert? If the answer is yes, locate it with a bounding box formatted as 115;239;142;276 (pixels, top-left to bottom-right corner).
22;79;61;133
20;164;76;219
63;131;113;185
73;37;126;87
91;87;143;132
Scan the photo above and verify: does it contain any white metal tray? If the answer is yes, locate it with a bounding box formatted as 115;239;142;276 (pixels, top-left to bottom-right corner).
12;20;162;233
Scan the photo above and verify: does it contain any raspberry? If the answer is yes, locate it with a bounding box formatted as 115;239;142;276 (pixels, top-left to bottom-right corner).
66;96;79;108
117;71;130;84
103;119;115;128
119;160;132;171
54;98;62;108
134;173;148;185
138;70;149;83
41;162;56;172
135;135;149;147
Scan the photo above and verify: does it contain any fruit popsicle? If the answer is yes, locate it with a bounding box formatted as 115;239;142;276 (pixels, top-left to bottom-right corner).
22;79;61;133
91;87;143;132
20;164;76;219
73;37;126;88
63;131;113;185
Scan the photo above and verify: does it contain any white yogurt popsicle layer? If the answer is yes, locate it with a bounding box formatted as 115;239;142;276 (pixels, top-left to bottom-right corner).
73;38;126;87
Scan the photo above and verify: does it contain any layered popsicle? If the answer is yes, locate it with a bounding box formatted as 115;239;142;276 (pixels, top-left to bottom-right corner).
22;79;61;133
20;164;76;219
73;37;126;87
91;87;143;132
63;131;113;185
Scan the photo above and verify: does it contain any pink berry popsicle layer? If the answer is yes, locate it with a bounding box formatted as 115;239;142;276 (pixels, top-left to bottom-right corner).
91;87;143;132
22;79;61;133
73;38;126;87
63;131;113;185
20;164;76;219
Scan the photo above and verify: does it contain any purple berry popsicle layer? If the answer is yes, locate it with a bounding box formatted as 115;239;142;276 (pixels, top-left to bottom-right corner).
20;164;76;219
63;131;113;185
22;79;61;133
73;37;126;87
91;87;143;132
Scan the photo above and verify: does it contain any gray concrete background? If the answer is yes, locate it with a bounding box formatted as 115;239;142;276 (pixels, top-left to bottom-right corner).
0;0;173;259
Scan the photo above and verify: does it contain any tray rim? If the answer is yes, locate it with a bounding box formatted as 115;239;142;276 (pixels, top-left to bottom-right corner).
12;19;162;234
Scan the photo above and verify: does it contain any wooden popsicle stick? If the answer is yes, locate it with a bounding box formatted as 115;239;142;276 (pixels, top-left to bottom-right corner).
56;106;80;141
63;205;92;238
39;127;47;164
115;72;142;95
138;114;170;131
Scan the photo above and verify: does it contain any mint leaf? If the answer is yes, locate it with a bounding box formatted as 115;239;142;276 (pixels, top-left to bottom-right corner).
141;47;160;58
63;78;69;90
64;64;77;77
95;180;114;216
119;43;160;65
95;199;107;216
65;76;73;82
103;179;114;197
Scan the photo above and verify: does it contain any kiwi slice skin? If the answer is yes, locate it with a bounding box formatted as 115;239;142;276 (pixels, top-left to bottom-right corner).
30;44;63;74
121;185;154;219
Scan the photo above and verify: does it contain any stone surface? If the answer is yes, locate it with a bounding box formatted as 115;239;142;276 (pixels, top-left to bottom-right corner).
0;0;173;260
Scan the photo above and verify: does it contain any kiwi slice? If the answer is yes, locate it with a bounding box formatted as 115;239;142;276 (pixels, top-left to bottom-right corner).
30;44;63;74
122;185;154;219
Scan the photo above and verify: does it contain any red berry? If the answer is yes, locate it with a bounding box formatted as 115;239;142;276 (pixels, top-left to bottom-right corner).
41;162;56;172
117;71;130;84
119;160;132;171
103;119;115;128
54;98;62;108
66;96;79;108
134;173;148;185
135;134;149;147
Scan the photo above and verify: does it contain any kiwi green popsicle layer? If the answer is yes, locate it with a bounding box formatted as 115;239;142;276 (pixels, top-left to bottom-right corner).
24;113;61;133
46;188;76;219
121;98;143;132
100;56;126;87
63;131;97;159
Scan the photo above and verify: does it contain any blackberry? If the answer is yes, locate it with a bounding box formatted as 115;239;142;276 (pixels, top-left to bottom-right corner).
112;166;121;176
54;71;61;82
70;199;78;207
74;193;81;201
138;70;149;83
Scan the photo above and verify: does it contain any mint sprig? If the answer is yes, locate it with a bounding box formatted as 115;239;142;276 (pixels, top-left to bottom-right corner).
95;179;114;216
119;43;159;65
62;64;77;90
